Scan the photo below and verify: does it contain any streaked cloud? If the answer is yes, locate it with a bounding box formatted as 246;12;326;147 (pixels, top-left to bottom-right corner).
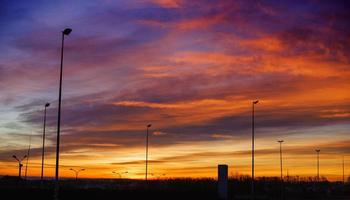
0;0;349;180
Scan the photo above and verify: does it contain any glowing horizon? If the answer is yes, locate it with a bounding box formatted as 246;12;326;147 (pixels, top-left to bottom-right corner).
0;0;349;181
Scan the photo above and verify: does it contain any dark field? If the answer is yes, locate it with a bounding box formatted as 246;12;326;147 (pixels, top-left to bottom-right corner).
0;176;349;200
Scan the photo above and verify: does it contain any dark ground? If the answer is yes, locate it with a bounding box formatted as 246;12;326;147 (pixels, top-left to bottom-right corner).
0;176;349;200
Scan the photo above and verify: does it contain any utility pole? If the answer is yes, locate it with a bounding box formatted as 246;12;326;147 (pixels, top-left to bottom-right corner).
12;155;27;179
69;168;85;181
315;149;320;182
54;27;72;200
25;134;32;180
145;124;152;181
251;100;258;200
278;140;284;200
41;102;50;180
343;156;345;184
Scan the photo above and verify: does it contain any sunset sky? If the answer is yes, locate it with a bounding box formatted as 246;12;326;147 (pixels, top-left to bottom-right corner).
0;0;349;181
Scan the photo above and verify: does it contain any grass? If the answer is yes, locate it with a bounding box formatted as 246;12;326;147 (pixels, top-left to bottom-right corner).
0;176;349;200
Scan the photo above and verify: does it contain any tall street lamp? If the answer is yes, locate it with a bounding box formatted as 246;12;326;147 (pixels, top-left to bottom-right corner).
112;171;128;179
55;28;72;182
343;156;345;184
251;100;258;200
277;140;284;200
315;149;320;182
41;102;50;180
145;124;152;181
277;140;284;180
154;173;166;179
69;168;85;181
12;155;27;178
24;135;32;180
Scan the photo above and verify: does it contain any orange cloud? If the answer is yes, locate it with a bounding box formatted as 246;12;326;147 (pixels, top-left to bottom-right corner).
1;0;350;182
153;131;167;136
240;36;283;52
147;0;181;8
109;98;251;129
211;134;234;139
176;15;224;30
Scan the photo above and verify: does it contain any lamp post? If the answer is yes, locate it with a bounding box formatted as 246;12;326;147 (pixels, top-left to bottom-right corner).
315;149;320;182
24;134;32;180
41;102;50;180
112;171;128;179
145;124;152;181
12;155;27;178
149;173;166;179
69;168;85;181
277;140;284;200
251;100;258;200
55;28;72;182
343;156;345;184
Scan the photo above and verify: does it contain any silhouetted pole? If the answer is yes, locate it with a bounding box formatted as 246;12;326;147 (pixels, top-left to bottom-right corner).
158;173;166;179
41;103;50;180
69;168;85;180
278;140;284;200
55;28;72;200
112;171;121;178
251;100;258;200
55;28;72;182
112;171;128;179
12;155;27;178
342;156;345;184
125;171;129;176
24;134;32;180
145;124;152;181
278;140;284;180
150;173;166;179
316;149;320;182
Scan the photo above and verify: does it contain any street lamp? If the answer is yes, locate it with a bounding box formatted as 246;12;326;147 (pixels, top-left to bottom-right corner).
149;173;166;179
55;28;72;182
277;140;284;180
41;102;50;180
24;135;32;180
145;124;152;181
112;171;128;179
251;100;258;200
315;149;320;182
12;155;27;178
277;140;284;200
343;156;345;184
160;173;166;179
69;168;85;181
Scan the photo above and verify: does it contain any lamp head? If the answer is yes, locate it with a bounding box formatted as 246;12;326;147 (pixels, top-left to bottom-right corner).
253;100;259;104
316;149;320;153
45;103;50;107
12;155;16;159
278;140;284;143
147;124;152;128
63;28;72;35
